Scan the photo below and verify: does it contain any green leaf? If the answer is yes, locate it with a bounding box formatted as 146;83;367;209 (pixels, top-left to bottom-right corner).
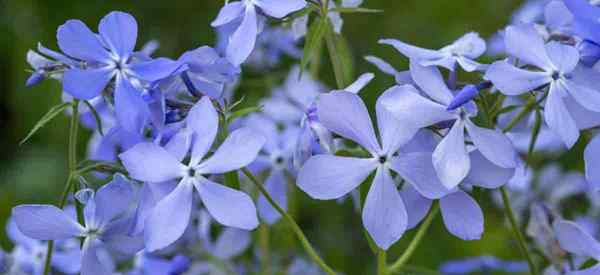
20;102;73;145
300;17;328;77
527;108;543;157
330;7;383;13
83;100;104;136
224;171;241;189
226;105;262;123
333;31;354;85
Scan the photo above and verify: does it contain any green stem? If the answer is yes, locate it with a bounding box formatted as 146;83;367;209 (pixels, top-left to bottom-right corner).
377;249;387;275
388;203;439;273
500;186;539;275
502;97;536;133
241;168;337;275
44;101;80;275
259;224;271;275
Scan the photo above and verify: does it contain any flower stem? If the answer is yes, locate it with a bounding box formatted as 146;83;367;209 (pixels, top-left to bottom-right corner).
377;249;387;275
500;186;539;275
241;168;337;275
388;202;439;273
502;97;536;133
43;101;80;275
259;224;271;275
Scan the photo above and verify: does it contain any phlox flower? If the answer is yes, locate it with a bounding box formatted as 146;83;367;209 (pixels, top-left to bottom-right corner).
485;24;600;148
119;97;265;251
211;0;306;66
554;219;600;274
297;91;451;249
12;175;143;275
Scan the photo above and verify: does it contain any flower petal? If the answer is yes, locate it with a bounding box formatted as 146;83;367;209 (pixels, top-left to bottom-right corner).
564;66;600;113
465;119;517;168
390;152;452;199
440;191;484;240
81;244;113;275
211;2;245;27
197;127;265;174
12;205;84;240
399;185;432;230
379;39;444;62
362;168;408;250
409;60;454;105
195;178;259;230
258;170;287;225
464;150;516;189
98;11;138;60
165;129;193;162
128;58;182;82
57;19;111;62
297;155;377;200
585;135;600;188
545;41;579;73
226;5;258;66
63;67;114;100
505;24;553;69
254;0;306;18
145;181;194;251
94;174;134;225
554;220;600;259
114;76;148;133
484;61;551;96
544;83;580;148
212;228;251;260
433;120;470;189
119;142;185;183
187;97;219;165
317;91;381;155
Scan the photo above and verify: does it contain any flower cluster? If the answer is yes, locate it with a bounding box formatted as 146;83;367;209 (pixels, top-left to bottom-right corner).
8;0;600;274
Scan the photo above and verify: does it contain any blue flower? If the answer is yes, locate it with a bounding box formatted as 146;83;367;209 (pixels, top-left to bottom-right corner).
380;32;487;72
119;97;265;251
211;0;306;66
57;11;182;133
485;24;600;148
440;256;528;274
12;175;142;275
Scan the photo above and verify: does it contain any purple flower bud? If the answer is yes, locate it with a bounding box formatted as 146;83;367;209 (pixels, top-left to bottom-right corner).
25;71;45;87
447;85;479;111
578;40;600;67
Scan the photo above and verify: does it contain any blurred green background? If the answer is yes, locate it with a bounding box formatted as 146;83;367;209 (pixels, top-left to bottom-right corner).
0;0;528;274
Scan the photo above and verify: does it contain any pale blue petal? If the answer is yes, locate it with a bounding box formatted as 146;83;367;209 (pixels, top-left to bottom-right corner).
62;67;114;100
226;6;258;66
390;152;452;199
254;0;306;18
258;170;287;225
505;24;553;69
484;61;551;96
297;155;377;200
187;97;219;165
129;58;182;82
554;220;600;259
57;19;111;62
409;60;454;105
114;76;148;133
344;73;374;94
195;178;259;230
94;174;134;226
564;66;600;112
81;243;113;275
165;129;193;162
362;168;408;250
98;11;138;60
212;228;251;260
317;92;381;155
545;42;579;73
440;191;483;240
544;83;580;148
376;86;425;153
585;135;600;188
464;150;516;189
12;205;84;240
379;39;444;61
119;142;185;183
145;181;194;251
465;119;517;168
211;2;245;27
399;185;432;230
197;127;265;174
433;120;470;189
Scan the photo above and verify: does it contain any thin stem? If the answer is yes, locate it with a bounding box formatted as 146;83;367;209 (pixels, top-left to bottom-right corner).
43;101;80;275
259;224;271;275
502;97;536;133
377;249;387;275
241;168;337;275
388;203;439;273
500;186;539;275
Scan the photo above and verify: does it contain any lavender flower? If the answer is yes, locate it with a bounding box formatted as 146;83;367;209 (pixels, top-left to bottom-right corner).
119;97;265;251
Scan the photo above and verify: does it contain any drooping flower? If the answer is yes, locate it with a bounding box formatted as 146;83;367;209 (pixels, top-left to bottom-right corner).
119;97;265;251
379;32;487;72
211;0;306;66
381;61;518;188
485;24;600;148
58;11;182;133
12;174;142;275
297;91;451;249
